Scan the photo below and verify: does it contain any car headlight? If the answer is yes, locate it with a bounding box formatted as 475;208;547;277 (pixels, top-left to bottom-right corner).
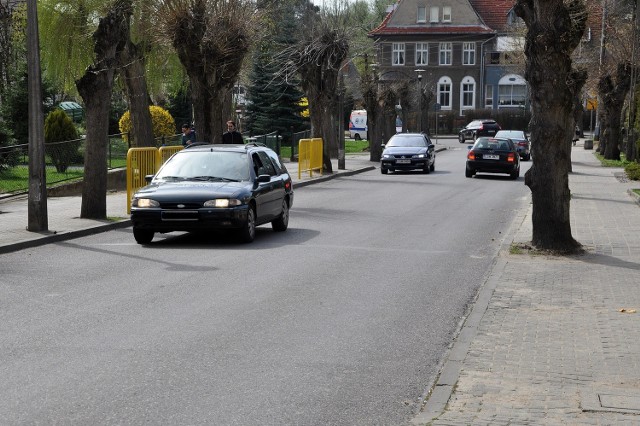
414;153;427;158
132;198;159;208
203;199;242;208
382;154;392;159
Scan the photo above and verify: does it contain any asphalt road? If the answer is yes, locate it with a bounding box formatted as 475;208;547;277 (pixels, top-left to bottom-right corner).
0;146;532;425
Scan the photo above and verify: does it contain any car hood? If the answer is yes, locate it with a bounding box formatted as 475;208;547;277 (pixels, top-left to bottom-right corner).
134;180;247;200
383;146;427;155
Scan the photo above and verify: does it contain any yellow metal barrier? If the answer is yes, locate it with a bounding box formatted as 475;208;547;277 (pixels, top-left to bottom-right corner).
126;146;184;213
126;148;160;214
158;145;183;163
298;138;323;179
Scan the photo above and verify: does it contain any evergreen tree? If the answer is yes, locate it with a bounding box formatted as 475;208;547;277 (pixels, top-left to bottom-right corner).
246;4;306;140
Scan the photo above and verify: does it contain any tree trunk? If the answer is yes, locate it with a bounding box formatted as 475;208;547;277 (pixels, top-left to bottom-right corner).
77;1;128;219
598;64;631;161
121;40;154;147
515;0;587;253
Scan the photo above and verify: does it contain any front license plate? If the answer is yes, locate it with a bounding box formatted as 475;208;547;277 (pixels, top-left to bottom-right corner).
484;154;499;160
396;159;411;164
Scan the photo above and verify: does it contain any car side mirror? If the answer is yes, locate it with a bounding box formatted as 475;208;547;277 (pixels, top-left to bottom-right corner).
145;174;154;183
381;144;385;148
257;174;271;183
467;146;473;150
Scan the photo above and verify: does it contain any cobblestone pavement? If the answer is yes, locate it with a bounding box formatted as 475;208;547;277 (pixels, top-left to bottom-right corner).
414;146;640;425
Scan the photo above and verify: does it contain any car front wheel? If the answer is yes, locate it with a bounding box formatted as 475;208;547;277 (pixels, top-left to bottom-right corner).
272;199;289;232
239;206;256;243
458;133;465;143
133;228;154;244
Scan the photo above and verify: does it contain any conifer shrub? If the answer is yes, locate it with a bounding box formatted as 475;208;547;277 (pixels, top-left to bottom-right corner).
44;109;80;173
118;106;176;145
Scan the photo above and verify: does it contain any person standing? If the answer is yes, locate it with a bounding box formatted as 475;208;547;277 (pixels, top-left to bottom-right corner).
181;124;197;146
222;120;243;144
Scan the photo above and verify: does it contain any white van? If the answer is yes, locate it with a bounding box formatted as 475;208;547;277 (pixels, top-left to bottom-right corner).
349;110;367;140
349;110;403;140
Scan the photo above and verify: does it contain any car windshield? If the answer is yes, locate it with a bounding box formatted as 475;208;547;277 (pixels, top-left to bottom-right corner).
496;131;524;138
155;151;251;182
386;135;427;147
474;138;512;151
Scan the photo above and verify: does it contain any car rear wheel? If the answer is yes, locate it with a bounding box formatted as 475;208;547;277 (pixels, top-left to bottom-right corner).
465;167;474;178
133;228;154;244
354;134;361;141
272;199;289;232
510;168;520;180
458;134;465;143
238;206;256;243
524;154;531;161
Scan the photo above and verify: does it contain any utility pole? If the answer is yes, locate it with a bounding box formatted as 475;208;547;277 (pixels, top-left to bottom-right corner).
26;0;48;232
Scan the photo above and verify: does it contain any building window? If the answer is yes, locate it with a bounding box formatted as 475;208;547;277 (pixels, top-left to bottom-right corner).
430;7;439;23
485;85;493;107
417;6;427;23
416;43;429;65
438;77;452;109
439;42;452;65
461;77;476;112
442;6;452;22
463;42;475;65
499;85;527;107
498;74;527;107
392;43;405;66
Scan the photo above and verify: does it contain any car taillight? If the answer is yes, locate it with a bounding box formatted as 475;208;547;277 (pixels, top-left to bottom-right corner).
285;181;291;190
478;124;484;130
507;153;515;162
467;151;476;160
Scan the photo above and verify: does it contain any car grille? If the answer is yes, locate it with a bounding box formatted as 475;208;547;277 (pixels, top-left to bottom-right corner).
160;202;202;209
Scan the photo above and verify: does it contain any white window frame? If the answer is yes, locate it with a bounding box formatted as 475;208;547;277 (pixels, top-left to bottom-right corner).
439;42;452;65
415;43;429;66
392;43;405;66
437;76;452;110
430;7;439;23
463;42;476;65
417;6;427;23
485;85;494;108
442;6;452;22
460;77;476;114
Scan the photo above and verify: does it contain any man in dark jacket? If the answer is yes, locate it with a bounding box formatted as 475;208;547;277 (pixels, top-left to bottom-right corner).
222;120;243;144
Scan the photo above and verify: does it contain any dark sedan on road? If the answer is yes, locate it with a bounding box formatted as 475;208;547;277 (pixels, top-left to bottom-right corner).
380;133;436;174
458;119;501;143
465;137;520;180
130;143;293;244
495;130;531;161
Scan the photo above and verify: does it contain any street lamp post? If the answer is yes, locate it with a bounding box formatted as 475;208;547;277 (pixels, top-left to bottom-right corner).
415;69;425;133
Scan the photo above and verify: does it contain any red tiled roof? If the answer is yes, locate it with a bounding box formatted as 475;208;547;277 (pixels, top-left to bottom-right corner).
369;0;512;37
469;0;515;31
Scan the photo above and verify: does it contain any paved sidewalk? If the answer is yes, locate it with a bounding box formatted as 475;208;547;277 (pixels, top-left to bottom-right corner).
0;154;377;254
414;144;640;425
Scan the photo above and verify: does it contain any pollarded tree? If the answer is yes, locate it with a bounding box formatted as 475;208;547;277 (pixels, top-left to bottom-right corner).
156;0;258;144
514;0;588;253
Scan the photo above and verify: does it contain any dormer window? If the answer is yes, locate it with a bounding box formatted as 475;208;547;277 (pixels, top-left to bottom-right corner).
442;6;452;22
417;6;427;23
430;7;439;23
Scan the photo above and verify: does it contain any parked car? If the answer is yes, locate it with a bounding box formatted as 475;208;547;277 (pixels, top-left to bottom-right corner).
465;137;520;180
495;130;531;161
130;143;293;244
458;119;501;143
380;133;436;174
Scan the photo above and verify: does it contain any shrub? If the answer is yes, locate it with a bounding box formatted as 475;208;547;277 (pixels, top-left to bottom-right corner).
0;116;18;171
44;109;80;173
119;106;176;145
625;162;640;180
